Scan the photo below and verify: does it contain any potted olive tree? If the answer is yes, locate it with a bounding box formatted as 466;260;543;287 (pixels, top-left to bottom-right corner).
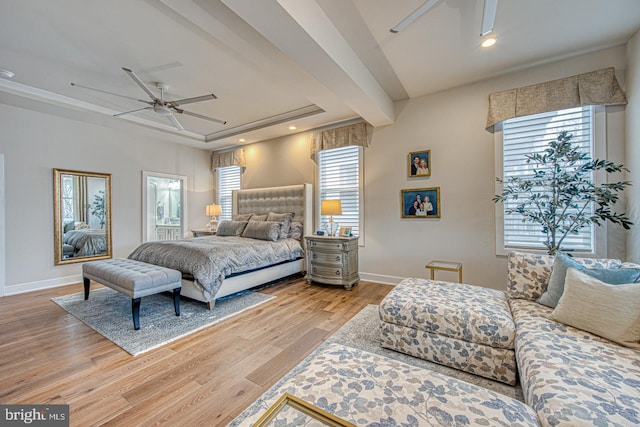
494;131;632;255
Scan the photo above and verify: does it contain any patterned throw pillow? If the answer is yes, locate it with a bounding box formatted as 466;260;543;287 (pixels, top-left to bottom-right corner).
241;221;281;241
266;212;294;239
551;268;640;349
287;222;304;240
216;220;248;236
232;213;253;221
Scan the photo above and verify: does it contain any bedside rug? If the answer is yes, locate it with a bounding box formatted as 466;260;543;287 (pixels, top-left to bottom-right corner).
52;288;274;356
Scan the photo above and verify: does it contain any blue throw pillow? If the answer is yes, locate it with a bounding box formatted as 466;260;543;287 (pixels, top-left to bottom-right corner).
582;267;640;284
537;252;583;308
537;252;640;308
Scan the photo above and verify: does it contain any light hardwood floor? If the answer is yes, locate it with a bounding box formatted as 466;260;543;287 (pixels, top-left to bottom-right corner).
0;277;392;426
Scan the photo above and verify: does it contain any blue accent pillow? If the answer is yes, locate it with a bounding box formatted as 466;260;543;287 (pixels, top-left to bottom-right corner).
582;267;640;284
537;252;582;308
538;252;640;308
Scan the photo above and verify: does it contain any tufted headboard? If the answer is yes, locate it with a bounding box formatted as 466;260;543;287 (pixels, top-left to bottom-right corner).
232;184;313;238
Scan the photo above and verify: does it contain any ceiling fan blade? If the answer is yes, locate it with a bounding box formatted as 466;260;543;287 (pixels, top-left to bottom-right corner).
122;67;158;101
390;0;443;33
169;93;217;106
113;106;152;117
174;108;227;125
70;82;150;103
481;0;499;36
168;113;185;131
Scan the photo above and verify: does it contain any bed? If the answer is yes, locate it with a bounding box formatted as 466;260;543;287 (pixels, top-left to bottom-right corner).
128;184;313;309
63;228;107;258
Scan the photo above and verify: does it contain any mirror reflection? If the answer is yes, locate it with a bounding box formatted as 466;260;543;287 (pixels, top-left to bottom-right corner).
144;172;186;242
53;168;112;265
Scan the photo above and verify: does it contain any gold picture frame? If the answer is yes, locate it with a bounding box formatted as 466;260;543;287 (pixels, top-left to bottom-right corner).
254;393;355;427
408;149;431;177
401;187;440;218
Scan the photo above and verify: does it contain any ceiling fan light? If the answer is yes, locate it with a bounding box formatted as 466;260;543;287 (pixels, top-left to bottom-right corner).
481;37;497;48
153;104;171;116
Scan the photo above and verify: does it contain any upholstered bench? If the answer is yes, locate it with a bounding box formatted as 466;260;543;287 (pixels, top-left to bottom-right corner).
379;278;518;385
82;258;182;330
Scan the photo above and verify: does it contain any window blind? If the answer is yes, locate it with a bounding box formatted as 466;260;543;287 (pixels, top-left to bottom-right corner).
217;166;241;221
318;145;361;236
501;106;594;252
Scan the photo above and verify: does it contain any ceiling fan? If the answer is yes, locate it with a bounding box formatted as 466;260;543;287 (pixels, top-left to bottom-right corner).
390;0;498;35
71;67;226;131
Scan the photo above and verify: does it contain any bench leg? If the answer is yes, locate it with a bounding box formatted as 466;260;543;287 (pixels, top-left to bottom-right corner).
83;278;90;300
132;298;141;330
173;288;181;316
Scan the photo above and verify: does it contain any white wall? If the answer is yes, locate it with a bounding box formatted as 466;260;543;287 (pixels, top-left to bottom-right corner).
242;46;632;290
626;30;640;263
0;97;213;294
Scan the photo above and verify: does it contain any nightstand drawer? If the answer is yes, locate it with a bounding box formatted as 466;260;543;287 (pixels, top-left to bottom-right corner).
307;239;344;251
310;250;344;266
311;265;343;278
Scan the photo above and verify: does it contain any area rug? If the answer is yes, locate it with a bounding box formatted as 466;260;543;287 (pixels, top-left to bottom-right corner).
52;288;274;356
229;304;524;426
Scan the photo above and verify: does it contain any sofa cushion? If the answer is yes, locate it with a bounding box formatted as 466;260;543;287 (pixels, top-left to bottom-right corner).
507;251;621;302
551;268;640;349
380;278;516;350
510;298;640;427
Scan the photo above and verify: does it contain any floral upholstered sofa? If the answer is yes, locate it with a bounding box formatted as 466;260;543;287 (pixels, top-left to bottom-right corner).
506;252;640;427
378;251;640;426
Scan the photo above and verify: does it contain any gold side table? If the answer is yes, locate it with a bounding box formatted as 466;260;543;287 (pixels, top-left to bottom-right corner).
425;260;462;283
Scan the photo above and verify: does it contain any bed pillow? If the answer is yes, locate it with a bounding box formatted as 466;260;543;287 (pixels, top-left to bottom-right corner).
551;268;640;349
215;220;248;236
249;214;268;221
241;220;281;241
266;212;294;239
232;213;253;221
287;221;304;240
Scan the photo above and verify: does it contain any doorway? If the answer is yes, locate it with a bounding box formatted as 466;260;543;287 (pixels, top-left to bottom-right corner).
142;171;188;242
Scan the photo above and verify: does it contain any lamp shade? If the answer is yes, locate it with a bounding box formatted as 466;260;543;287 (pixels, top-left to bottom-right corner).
206;204;222;216
321;199;342;216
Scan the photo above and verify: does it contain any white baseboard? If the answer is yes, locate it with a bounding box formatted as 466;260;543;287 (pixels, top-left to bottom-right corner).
3;271;402;297
359;272;404;286
3;274;82;296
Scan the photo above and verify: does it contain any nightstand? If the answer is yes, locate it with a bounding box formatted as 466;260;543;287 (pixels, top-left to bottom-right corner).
192;228;216;237
304;235;359;290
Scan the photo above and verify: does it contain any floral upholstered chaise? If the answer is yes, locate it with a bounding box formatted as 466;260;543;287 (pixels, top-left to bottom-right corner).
379;251;640;427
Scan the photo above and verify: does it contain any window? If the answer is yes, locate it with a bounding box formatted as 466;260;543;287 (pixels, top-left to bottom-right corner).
216;166;241;221
317;145;363;239
497;106;595;253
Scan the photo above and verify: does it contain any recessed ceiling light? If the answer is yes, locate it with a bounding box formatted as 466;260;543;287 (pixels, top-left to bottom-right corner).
0;69;15;79
238;138;246;143
481;37;497;48
288;125;297;130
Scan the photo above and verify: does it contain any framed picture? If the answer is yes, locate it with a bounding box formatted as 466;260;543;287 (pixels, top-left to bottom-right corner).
401;187;440;218
408;150;431;177
339;226;352;237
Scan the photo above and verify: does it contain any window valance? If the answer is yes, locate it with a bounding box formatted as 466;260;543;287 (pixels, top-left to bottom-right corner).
485;67;627;133
211;148;246;171
310;122;369;159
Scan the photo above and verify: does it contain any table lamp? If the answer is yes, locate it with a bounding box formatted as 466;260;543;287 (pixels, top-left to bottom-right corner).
321;199;342;236
206;204;222;231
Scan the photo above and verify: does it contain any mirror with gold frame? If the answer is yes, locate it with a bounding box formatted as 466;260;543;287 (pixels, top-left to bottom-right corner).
53;168;112;265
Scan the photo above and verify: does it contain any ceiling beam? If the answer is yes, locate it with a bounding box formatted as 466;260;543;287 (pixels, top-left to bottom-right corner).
221;0;395;127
